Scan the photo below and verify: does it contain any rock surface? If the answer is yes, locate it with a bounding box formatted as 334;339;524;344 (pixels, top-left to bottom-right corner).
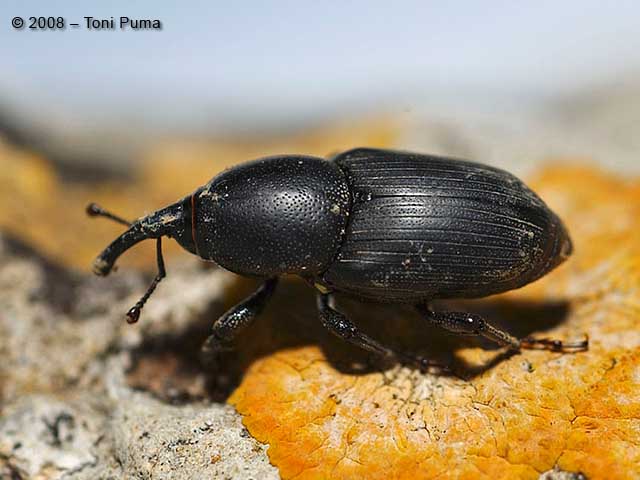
0;233;278;479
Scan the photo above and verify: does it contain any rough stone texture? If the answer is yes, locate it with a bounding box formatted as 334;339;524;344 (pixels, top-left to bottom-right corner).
0;232;278;479
0;393;118;479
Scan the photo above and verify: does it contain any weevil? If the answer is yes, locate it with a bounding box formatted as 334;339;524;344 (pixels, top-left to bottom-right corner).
87;148;587;369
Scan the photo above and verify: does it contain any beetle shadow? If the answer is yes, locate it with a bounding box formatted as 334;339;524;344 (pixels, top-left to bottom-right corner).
126;275;573;404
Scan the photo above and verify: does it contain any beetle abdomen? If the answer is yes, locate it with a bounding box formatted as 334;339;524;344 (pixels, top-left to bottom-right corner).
322;148;571;302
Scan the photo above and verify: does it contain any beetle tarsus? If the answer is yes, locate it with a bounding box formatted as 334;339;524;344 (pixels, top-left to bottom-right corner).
519;334;589;352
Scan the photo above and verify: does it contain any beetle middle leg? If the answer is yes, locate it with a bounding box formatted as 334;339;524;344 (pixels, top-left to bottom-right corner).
317;293;444;371
416;304;588;352
201;277;279;361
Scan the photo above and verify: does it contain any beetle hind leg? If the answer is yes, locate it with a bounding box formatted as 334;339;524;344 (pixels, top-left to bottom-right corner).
416;304;588;353
201;277;278;363
317;294;445;372
416;304;520;349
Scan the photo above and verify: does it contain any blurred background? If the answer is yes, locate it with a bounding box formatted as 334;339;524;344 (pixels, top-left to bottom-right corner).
1;0;639;270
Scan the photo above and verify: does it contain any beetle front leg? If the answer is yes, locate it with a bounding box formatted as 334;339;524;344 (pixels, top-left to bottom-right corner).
318;294;444;371
201;277;278;361
416;305;588;352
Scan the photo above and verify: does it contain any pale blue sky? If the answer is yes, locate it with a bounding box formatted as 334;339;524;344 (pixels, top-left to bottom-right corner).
2;1;640;130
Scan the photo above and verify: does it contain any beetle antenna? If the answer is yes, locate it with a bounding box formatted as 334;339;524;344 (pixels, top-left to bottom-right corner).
125;237;166;323
86;202;131;227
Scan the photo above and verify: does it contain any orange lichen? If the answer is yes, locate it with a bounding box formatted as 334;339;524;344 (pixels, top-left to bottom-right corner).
229;164;640;480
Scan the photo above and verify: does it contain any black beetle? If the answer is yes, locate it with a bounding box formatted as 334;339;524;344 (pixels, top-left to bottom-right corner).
87;148;587;368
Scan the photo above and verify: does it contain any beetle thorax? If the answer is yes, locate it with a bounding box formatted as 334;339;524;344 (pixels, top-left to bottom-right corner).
190;156;350;277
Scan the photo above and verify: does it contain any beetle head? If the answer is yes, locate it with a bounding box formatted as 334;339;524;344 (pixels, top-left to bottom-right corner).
90;197;195;276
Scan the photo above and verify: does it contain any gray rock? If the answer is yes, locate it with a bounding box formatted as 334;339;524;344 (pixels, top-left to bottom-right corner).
0;234;278;479
111;393;276;480
0;394;116;479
